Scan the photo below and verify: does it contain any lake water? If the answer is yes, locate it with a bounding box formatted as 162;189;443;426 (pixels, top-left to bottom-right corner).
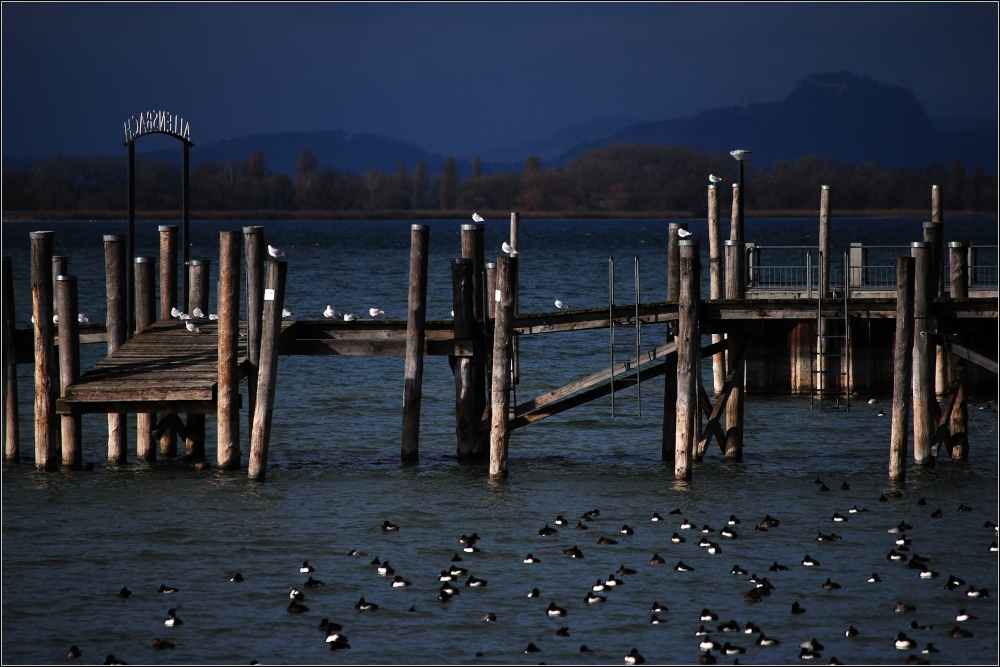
2;217;998;665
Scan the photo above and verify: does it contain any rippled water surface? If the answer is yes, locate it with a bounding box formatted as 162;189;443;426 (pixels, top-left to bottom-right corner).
2;218;998;665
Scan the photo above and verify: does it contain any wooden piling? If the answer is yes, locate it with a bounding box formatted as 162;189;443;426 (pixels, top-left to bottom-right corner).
248;259;288;482
52;256;68;303
451;258;482;461
931;185;945;296
134;257;157;462
724;333;746;462
158;225;178;456
217;231;241;470
661;354;678;463
667;222;688;303
675;241;701;480
243;226;265;426
889;256;915;481
724;240;743;299
485;262;497;319
819;185;831;296
948;381;968;460
3;257;19;462
461;223;487;446
911;242;935;465
949;241;969;299
104;235;128;464
30;231;58;470
186;259;210;462
708;185;725;393
401;224;430;463
56;275;82;469
489;255;516;479
484;261;497;406
510;212;520;386
924;222;945;396
188;259;211;315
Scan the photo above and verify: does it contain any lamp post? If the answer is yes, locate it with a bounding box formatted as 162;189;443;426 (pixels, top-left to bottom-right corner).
730;149;751;293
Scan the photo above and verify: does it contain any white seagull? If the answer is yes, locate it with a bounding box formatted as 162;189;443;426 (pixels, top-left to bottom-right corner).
208;313;219;321
554;300;570;310
343;313;360;322
268;244;288;259
170;307;183;319
502;241;519;256
192;307;205;319
52;314;59;324
472;212;485;223
77;313;89;323
709;174;723;184
282;308;293;319
369;308;385;318
323;305;338;319
677;228;693;238
185;321;200;334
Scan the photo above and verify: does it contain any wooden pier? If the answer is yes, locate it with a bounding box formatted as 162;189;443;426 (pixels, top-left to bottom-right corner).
2;189;998;482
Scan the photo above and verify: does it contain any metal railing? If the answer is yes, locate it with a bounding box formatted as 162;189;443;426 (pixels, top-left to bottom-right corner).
746;244;999;293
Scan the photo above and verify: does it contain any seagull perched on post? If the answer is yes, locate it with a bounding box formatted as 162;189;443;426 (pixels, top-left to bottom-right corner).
369;308;385;319
185;321;200;334
343;313;360;322
555;300;570;310
502;241;519;256
472;212;485;223
709;174;722;184
677;228;693;238
268;244;288;259
323;305;338;319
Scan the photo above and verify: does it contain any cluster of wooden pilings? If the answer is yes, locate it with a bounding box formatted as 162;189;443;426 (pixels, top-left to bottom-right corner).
2;183;994;483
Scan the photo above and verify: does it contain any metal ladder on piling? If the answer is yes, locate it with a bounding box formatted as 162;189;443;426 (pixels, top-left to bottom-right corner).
811;251;851;411
609;256;643;417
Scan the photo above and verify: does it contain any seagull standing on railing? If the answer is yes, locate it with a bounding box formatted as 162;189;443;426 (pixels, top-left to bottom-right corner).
369;308;385;318
268;244;288;259
555;300;570;310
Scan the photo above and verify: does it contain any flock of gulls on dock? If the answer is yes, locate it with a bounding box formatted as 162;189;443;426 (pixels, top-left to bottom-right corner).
167;213;576;329
79;484;997;665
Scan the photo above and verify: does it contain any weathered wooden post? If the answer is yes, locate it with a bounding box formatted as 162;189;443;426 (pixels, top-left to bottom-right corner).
724;240;744;299
56;275;82;469
451;258;481;461
931;185;944;295
675;241;701;480
922;221;947;396
667;222;688;304
489;255;516;479
135;256;157;462
31;231;58;470
401;224;429;463
248;259;287;482
217;231;241;470
243;226;265;426
911;242;935;465
947;240;969;460
819;185;831;296
52;256;68;304
708;184;725;393
3;257;19;462
949;241;969;299
889;257;915;481
660;354;678;463
485;262;497;319
509;212;520;385
730;182;746;295
104;235;128;464
186;259;211;461
461;223;487;447
484;261;497;407
158;225;178;456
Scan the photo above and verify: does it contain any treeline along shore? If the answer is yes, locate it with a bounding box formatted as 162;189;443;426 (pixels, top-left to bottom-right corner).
3;144;996;219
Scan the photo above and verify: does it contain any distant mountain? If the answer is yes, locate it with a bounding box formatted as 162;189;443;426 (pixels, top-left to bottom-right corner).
551;72;997;171
478;115;641;162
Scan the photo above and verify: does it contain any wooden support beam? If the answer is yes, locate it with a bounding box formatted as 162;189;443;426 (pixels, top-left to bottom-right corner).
217;231;241;470
3;257;19;462
489;255;516;478
401;224;430;463
56;276;82;468
104;235;128;464
935;337;998;375
135;257;157;462
31;230;58;470
248;259;288;481
697;336;750;459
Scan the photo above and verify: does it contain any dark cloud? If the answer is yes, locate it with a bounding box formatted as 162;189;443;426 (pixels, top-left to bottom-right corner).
2;2;996;159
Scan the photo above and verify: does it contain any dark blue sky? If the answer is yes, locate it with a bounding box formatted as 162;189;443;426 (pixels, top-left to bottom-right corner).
2;2;996;160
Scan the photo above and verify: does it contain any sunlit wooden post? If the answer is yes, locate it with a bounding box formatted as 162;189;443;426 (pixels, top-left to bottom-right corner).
31;231;58;470
244;226;265;427
248;259;287;482
134;257;157;462
3;257;19;462
217;231;241;470
489;255;516;479
401;224;429;462
707;184;725;393
675;240;700;480
819;185;831;296
104;235;128;464
158;225;178;456
56;276;82;469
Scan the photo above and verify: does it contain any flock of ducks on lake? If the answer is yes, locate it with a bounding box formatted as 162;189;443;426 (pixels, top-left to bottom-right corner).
75;485;997;665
